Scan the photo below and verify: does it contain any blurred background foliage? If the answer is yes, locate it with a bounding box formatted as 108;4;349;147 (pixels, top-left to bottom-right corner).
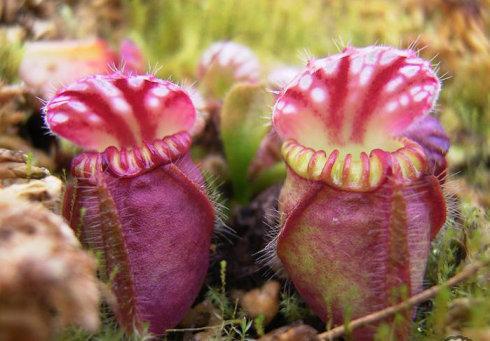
124;0;411;78
121;0;490;200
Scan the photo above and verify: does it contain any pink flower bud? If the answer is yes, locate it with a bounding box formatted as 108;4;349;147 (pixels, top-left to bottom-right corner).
197;41;260;100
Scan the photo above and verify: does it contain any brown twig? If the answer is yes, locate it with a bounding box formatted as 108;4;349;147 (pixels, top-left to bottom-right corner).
317;259;489;340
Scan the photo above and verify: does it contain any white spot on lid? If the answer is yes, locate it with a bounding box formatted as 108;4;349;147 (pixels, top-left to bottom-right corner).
311;87;326;103
385;77;403;92
400;94;409;106
323;59;339;75
112;97;131;114
351;57;363;75
380;52;398;65
276;101;286;110
414;92;426;102
359;67;373;86
128;76;145;89
299;74;313;91
283;104;296;114
152;86;169;97
410;86;421;95
88;114;102;124
400;65;419;77
69;101;88;112
365;51;378;64
423;85;434;92
51;113;69;124
91;78;121;97
146;96;160;109
386;101;398;112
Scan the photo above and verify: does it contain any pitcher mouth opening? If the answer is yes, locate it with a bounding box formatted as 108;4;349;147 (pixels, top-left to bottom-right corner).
71;131;191;179
281;136;427;191
272;46;440;191
44;73;199;179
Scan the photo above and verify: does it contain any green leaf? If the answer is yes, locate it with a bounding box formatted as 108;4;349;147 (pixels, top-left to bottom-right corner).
251;162;286;194
220;82;273;203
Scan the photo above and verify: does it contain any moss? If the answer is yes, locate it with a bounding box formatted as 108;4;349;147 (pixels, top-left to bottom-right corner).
280;291;313;323
412;205;490;339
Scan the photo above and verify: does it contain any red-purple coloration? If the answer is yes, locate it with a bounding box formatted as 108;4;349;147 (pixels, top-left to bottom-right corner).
273;46;440;151
271;46;449;339
403;115;450;178
45;73;215;334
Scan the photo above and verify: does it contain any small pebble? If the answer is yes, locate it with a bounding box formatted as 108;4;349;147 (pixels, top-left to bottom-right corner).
238;280;281;324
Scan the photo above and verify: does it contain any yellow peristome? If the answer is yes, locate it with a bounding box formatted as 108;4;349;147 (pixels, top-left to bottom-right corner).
330;155;344;186
346;158;364;189
310;151;327;178
296;149;314;177
368;155;384;188
140;146;154;166
282;137;427;192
